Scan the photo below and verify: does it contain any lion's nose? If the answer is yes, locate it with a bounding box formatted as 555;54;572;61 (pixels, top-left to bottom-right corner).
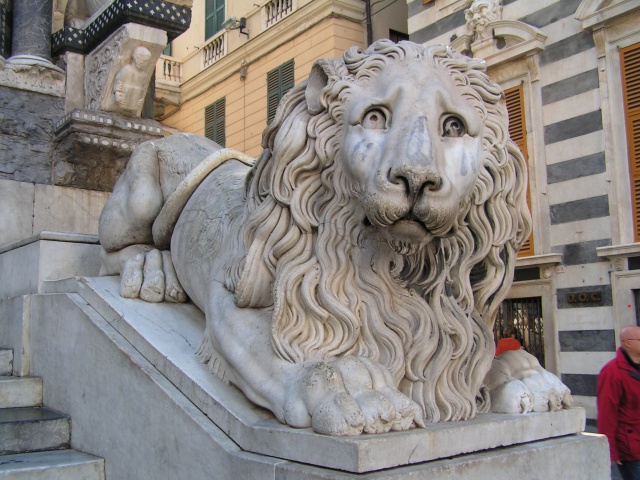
389;165;442;197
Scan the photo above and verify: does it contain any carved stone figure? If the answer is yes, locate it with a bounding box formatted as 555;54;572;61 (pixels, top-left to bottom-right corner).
99;40;571;436
465;0;503;39
111;46;152;116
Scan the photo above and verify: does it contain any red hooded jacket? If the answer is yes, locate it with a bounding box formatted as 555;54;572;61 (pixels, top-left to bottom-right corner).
597;347;640;462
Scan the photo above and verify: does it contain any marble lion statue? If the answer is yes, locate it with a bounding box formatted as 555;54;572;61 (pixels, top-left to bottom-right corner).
99;40;572;436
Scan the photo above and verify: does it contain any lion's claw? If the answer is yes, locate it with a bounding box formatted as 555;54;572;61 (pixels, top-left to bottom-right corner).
312;392;365;436
118;247;187;303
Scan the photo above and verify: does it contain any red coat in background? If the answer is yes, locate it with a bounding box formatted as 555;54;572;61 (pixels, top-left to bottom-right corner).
597;347;640;462
495;337;521;357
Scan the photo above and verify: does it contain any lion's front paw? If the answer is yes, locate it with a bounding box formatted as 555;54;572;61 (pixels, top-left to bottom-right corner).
119;247;187;303
485;350;573;414
285;356;423;436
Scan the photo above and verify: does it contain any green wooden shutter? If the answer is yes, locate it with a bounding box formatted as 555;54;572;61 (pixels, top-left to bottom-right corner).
267;60;295;125
622;43;640;241
205;98;226;147
205;0;225;40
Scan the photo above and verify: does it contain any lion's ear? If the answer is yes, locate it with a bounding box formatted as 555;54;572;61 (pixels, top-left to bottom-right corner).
306;59;335;115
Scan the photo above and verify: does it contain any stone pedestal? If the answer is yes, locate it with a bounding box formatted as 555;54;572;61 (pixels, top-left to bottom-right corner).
0;237;612;479
53;109;164;191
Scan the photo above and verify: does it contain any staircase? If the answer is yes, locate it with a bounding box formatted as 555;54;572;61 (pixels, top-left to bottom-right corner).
0;348;104;479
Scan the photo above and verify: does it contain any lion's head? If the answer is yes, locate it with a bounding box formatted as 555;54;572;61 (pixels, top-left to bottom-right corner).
228;40;531;423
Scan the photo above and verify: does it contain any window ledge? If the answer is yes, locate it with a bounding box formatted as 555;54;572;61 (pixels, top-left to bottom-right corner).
596;243;640;259
515;253;563;269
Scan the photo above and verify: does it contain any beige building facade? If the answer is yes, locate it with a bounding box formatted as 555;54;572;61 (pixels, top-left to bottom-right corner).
155;0;409;158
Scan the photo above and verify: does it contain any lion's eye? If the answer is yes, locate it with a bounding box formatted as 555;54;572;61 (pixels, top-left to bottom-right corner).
362;109;387;130
443;116;466;137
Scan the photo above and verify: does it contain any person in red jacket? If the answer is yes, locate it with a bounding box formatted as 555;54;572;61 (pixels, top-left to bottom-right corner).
597;325;640;480
495;326;522;357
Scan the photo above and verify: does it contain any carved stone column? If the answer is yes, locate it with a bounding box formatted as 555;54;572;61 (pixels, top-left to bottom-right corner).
8;0;56;67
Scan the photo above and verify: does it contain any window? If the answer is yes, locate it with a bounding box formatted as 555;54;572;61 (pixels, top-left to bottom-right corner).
389;30;409;43
267;59;294;125
622;43;640;240
505;84;534;257
205;98;225;147
205;0;225;40
163;42;172;56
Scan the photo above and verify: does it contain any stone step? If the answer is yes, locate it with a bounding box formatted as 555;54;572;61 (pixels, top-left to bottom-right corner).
0;377;42;408
0;408;70;455
0;449;105;479
0;350;12;376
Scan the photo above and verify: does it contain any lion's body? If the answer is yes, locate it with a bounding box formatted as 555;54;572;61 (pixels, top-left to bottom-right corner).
99;40;571;436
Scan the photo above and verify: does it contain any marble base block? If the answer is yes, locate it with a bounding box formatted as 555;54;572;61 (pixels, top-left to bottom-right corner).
36;275;610;477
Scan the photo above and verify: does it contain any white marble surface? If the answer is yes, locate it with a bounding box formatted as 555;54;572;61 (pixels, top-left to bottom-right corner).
41;275;591;473
33;184;109;237
0;179;35;247
0;180;108;249
0;237;101;300
0;296;30;376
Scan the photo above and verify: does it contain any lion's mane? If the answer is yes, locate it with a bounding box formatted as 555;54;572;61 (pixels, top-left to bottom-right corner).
227;40;531;422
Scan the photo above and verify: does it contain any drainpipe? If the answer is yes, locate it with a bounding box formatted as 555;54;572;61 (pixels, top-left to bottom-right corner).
364;0;372;46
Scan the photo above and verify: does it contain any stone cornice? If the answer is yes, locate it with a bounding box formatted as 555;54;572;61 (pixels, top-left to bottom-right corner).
575;0;640;31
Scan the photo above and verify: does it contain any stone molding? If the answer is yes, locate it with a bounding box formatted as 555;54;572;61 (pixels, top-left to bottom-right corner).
451;19;547;69
596;242;640;263
0;231;99;255
0;60;65;97
575;0;640;31
53;108;164;190
516;253;563;269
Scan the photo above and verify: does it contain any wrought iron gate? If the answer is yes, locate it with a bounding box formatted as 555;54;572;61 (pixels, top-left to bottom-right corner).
494;297;545;367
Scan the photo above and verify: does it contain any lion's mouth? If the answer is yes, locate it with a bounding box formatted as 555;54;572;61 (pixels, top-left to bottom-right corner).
365;213;435;253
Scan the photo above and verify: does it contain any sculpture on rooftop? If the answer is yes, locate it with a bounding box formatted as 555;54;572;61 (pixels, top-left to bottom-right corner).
465;0;503;39
99;40;572;435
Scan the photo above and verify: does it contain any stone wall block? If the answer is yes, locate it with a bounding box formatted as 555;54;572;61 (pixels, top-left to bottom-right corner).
0;179;34;247
33;184;110;236
0;86;64;184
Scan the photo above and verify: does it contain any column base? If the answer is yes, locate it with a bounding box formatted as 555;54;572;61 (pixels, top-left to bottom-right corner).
6;54;64;74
